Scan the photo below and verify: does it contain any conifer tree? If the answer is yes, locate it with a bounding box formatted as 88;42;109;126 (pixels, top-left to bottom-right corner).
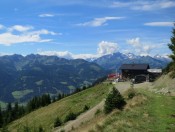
104;87;126;114
0;105;3;128
168;23;175;77
13;102;19;119
6;103;12;123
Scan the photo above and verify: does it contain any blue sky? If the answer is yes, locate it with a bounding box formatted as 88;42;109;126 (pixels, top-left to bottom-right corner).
0;0;175;59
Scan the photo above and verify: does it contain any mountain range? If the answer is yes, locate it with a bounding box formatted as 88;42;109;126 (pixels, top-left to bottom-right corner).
93;52;170;70
0;54;107;103
0;52;171;103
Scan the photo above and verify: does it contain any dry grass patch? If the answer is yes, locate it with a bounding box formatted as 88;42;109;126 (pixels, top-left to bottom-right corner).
153;73;175;91
125;94;147;111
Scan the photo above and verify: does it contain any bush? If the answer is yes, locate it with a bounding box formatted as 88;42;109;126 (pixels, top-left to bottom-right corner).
38;125;44;132
104;87;126;114
127;89;136;99
64;112;77;122
83;105;90;112
95;109;101;115
54;117;62;128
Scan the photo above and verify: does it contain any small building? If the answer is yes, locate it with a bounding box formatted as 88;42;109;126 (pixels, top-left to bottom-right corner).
147;69;162;81
119;64;150;80
107;73;121;80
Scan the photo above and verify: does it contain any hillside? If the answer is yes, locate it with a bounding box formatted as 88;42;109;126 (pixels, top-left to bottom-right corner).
5;74;175;132
7;83;112;131
0;54;107;103
70;76;175;132
152;73;175;95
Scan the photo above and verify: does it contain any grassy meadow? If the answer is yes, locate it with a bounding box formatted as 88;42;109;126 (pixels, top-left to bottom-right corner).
7;82;112;131
72;74;175;132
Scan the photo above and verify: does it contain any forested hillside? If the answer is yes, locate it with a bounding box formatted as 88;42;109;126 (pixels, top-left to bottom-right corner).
0;54;107;103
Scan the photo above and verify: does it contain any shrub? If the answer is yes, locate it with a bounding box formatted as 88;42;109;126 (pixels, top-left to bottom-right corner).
127;89;136;99
54;117;62;128
104;87;126;114
64;112;77;122
95;109;101;115
83;105;90;112
38;125;44;132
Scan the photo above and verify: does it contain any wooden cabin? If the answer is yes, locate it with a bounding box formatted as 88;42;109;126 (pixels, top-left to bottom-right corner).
119;64;150;80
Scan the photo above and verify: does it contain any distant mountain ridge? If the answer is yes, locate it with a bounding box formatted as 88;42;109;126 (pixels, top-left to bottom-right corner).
0;54;107;103
93;52;171;70
38;51;170;70
0;52;171;103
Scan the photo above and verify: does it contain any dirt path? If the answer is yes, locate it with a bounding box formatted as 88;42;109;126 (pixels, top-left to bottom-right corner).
54;82;148;132
54;100;105;132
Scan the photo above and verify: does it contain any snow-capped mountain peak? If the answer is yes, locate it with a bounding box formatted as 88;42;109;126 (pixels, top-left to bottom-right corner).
124;52;137;59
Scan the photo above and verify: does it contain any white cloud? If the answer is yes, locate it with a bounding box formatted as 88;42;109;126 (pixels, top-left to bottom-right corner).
159;0;175;8
38;51;73;59
38;41;118;59
144;22;174;27
0;24;58;46
0;32;50;46
77;17;124;27
0;52;13;56
127;37;140;47
9;25;33;32
110;1;131;8
127;37;155;55
38;50;100;60
111;0;175;11
28;29;58;36
97;41;118;55
73;54;100;59
39;14;55;17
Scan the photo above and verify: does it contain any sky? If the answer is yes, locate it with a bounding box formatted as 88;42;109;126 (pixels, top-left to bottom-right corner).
0;0;175;59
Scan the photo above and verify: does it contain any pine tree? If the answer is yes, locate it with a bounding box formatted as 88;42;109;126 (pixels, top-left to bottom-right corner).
6;103;13;123
168;23;175;77
18;105;25;116
57;93;62;100
0;105;3;128
52;96;56;103
12;102;19;119
104;87;126;114
7;103;12;112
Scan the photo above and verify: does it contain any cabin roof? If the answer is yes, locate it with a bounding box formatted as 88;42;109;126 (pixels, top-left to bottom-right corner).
147;69;162;73
119;64;150;70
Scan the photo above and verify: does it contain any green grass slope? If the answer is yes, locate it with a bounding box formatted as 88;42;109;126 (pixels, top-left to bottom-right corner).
153;73;175;92
72;76;175;132
91;90;175;132
8;83;112;131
